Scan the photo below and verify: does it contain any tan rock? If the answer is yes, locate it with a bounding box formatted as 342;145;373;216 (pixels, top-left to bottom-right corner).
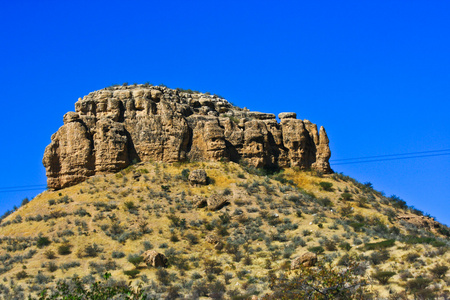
207;194;229;211
193;196;207;208
143;250;167;268
278;112;297;119
188;169;208;185
43;85;332;189
291;252;318;269
397;214;441;233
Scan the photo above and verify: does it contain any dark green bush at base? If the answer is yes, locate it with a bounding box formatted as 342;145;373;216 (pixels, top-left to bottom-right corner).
31;273;151;300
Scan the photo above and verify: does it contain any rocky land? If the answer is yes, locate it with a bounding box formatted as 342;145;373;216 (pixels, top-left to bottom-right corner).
0;85;448;299
43;85;331;190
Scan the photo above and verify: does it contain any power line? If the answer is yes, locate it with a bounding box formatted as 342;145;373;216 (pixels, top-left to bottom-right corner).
0;187;47;193
0;184;47;190
330;149;450;162
0;184;47;194
332;152;450;166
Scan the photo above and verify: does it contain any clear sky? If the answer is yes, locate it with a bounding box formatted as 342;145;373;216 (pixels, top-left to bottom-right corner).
0;1;449;225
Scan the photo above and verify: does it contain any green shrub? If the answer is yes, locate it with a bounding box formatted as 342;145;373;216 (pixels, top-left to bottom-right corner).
36;272;145;300
264;261;369;299
16;270;28;280
185;233;199;245
127;254;143;269
405;252;420;263
319;182;333;191
405;277;433;297
36;236;51;248
369;250;390;265
341;192;353;201
339;242;352;251
44;250;56;259
58;243;72;255
123;269;140;279
372;271;396;285
364;239;395;250
429;264;448;279
317;197;333;207
47;262;58;273
84;243;103;257
308;246;325;255
123;201;136;210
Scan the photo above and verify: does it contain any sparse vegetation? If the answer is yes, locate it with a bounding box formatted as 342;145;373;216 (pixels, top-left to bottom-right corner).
0;161;447;298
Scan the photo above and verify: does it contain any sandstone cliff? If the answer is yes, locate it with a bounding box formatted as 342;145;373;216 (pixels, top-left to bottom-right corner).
43;85;332;189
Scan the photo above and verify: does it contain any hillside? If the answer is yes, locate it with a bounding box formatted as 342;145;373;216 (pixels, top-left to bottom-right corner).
0;161;449;299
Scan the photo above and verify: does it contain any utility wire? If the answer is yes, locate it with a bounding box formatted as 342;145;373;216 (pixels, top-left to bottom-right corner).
0;187;47;193
330;149;450;162
332;152;450;165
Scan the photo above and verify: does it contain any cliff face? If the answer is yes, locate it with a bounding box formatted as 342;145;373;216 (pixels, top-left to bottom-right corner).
43;85;331;189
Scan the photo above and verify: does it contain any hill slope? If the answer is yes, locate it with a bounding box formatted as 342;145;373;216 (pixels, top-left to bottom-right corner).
0;161;449;299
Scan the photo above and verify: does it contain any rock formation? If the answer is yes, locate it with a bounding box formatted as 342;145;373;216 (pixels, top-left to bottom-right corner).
397;214;442;234
143;250;167;268
291;252;318;269
43;85;332;189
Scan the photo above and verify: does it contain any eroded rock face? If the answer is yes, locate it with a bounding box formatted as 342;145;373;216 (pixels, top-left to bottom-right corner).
397;214;442;234
43;85;332;189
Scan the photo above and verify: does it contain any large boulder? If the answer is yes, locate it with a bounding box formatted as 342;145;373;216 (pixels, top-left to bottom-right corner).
291;252;318;269
43;85;332;189
188;169;208;185
143;250;167;268
207;194;229;211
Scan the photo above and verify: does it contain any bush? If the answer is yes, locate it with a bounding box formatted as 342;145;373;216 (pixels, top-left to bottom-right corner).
123;269;140;279
47;262;58;272
16;270;28;280
319;182;333;191
369;250;390;265
128;254;143;269
36;236;51;248
264;261;369;299
307;246;325;255
364;239;395;250
44;250;56;259
405;277;433;297
36;273;145;298
84;244;103;257
185;233;199;245
429;264;448;279
405;252;420;263
112;251;125;259
339;242;352;251
341;192;353;201
58;243;72;255
372;271;396;285
317;197;333;207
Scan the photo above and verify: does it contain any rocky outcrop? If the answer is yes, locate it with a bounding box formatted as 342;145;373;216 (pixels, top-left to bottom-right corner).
291;252;318;269
43;85;332;189
397;214;442;234
143;250;167;268
207;194;229;211
188;169;209;185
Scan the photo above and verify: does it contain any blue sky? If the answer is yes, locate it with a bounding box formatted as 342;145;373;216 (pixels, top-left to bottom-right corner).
0;1;449;225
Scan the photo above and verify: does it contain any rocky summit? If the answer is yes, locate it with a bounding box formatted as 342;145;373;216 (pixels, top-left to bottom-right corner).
43;85;331;189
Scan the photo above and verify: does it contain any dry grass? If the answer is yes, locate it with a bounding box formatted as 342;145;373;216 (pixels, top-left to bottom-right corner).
0;161;448;298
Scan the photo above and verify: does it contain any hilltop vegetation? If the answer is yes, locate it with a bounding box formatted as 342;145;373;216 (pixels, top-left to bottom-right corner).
0;161;449;299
